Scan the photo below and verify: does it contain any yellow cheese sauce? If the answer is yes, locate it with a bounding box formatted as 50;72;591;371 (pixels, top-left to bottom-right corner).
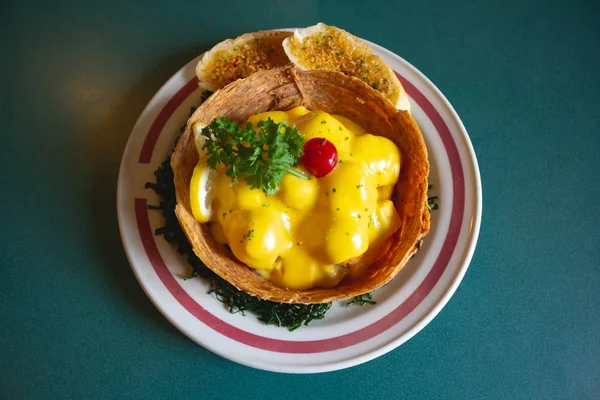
204;106;402;290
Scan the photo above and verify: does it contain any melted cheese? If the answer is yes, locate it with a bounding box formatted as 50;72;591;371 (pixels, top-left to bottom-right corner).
203;107;402;290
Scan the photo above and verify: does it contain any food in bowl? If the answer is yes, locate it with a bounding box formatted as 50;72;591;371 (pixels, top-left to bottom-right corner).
171;65;430;303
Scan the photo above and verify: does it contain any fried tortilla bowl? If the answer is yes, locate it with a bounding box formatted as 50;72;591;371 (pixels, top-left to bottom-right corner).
172;64;430;304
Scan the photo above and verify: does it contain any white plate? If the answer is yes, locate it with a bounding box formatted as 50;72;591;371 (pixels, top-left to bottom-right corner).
117;31;482;374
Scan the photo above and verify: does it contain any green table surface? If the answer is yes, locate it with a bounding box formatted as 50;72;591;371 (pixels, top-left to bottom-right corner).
2;0;599;398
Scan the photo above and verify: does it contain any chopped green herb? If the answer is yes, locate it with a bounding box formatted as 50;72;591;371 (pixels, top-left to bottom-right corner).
179;270;199;281
428;196;439;210
427;185;439;211
416;185;440;253
345;292;376;307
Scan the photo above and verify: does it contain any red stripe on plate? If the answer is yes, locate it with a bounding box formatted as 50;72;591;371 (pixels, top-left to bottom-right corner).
138;78;198;164
395;72;466;309
135;71;465;353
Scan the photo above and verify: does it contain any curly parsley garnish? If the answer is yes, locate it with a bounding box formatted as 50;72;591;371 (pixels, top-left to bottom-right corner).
201;117;308;195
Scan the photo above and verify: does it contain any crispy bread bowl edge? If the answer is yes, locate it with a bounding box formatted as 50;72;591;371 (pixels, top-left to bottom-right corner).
172;64;430;304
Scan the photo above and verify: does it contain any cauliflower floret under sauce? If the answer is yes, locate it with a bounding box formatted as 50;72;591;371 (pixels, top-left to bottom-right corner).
203;107;402;290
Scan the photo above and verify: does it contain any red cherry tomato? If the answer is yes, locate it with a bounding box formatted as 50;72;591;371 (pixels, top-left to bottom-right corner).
301;138;338;178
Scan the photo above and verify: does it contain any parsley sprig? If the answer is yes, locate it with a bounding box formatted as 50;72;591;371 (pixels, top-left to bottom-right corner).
201;117;308;195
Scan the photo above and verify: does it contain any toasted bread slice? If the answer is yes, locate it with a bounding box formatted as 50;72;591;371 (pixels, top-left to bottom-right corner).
196;30;292;91
283;23;410;111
